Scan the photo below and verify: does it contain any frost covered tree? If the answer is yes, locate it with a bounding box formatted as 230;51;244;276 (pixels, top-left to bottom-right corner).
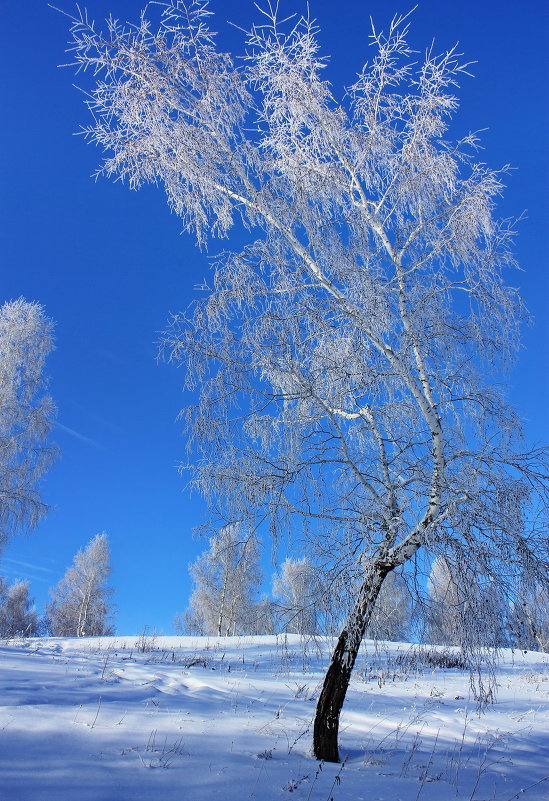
185;524;262;636
0;578;39;638
64;2;548;761
424;556;509;648
47;533;114;637
250;597;277;635
273;557;322;635
424;557;461;645
0;299;56;556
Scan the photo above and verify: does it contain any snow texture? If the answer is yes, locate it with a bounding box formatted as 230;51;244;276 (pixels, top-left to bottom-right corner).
0;635;547;800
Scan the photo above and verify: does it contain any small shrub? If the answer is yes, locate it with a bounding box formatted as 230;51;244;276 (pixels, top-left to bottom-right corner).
135;627;158;654
396;646;467;672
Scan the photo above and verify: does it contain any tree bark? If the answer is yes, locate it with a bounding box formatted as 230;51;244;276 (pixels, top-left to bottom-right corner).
217;576;228;637
313;564;391;762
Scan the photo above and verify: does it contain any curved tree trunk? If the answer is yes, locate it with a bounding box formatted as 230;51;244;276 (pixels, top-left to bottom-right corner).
313;564;391;762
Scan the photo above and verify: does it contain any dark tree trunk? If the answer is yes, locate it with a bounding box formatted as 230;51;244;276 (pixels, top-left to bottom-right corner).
313;564;391;762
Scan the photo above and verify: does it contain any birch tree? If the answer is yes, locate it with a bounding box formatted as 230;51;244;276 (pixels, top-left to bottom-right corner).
0;578;39;638
273;557;322;635
47;532;114;637
425;556;461;645
185;524;262;636
0;299;56;555
424;555;510;648
64;1;548;761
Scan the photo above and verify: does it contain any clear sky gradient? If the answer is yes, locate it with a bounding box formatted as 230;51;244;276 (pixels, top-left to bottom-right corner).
1;0;547;634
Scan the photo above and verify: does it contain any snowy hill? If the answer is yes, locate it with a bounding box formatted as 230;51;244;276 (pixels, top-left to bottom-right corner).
0;635;547;800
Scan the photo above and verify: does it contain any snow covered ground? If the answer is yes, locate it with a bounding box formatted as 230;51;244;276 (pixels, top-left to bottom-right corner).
0;635;547;801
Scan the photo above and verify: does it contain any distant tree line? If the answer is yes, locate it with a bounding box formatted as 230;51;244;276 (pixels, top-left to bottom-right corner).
176;526;548;652
1;524;546;650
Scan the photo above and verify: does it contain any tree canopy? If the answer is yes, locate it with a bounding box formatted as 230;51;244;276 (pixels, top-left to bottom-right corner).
0;299;56;555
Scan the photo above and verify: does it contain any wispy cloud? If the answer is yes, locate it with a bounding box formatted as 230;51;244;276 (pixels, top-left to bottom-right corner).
65;400;124;435
1;558;54;584
55;422;99;447
3;558;53;574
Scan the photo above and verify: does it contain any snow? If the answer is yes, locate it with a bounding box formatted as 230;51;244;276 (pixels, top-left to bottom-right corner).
0;635;547;801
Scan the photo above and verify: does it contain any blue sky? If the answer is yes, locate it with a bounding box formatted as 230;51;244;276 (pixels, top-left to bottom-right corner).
1;0;547;634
